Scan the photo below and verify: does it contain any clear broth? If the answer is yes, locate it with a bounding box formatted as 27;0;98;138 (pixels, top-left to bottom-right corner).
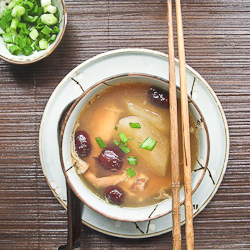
73;82;199;207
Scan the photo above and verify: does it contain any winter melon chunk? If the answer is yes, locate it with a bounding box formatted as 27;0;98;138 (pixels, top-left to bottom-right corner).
116;116;170;177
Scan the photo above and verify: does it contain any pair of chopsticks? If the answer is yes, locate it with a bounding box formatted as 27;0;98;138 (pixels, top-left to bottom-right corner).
58;183;82;250
167;1;194;250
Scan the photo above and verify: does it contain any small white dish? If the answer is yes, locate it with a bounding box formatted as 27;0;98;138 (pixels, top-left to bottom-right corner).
0;0;67;64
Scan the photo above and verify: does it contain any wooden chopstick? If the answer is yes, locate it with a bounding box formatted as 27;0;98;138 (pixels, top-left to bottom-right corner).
167;1;181;249
175;0;194;249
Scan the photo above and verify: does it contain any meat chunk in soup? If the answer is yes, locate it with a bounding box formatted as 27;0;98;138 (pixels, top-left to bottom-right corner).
84;171;126;188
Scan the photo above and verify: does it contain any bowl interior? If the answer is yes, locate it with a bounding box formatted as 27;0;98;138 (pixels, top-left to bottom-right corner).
0;0;67;64
60;73;210;222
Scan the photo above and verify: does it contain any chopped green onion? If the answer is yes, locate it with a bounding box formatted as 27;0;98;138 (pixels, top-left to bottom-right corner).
18;36;26;48
44;5;57;14
114;125;118;130
21;26;30;35
29;27;39;40
52;26;60;34
35;42;41;51
118;132;128;144
7;0;24;10
37;7;44;16
0;12;12;30
7;0;18;10
26;36;32;46
139;137;157;151
31;39;39;50
120;146;131;154
23;14;39;23
95;137;107;148
9;44;21;55
0;0;60;56
36;22;45;30
127;157;137;166
41;0;51;7
1;9;10;17
23;1;34;11
6;27;17;35
40;13;58;25
10;18;19;30
17;22;26;29
129;122;141;129
14;35;20;45
11;5;26;17
47;33;56;43
39;38;48;49
113;139;120;146
126;167;136;178
2;33;13;43
38;32;47;39
41;25;52;35
18;29;25;37
22;45;33;55
30;5;38;15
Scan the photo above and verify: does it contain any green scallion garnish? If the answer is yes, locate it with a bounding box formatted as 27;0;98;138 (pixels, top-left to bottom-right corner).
44;5;57;14
40;13;58;25
29;28;39;40
18;36;27;48
119;146;131;154
129;122;141;129
23;14;39;23
2;33;13;43
41;0;52;7
118;132;128;144
126;168;136;178
95;137;107;148
52;26;60;34
9;44;21;55
10;18;19;30
127;156;137;166
0;11;12;31
139;137;157;151
0;0;60;56
39;38;48;50
114;125;118;130
113;139;120;146
47;33;57;43
11;5;26;18
22;45;33;55
41;25;52;35
23;1;34;12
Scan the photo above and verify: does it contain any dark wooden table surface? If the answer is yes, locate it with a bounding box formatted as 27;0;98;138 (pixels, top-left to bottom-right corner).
1;0;249;249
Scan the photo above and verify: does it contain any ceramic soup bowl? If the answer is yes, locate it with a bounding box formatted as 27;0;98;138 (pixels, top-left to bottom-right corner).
59;73;209;222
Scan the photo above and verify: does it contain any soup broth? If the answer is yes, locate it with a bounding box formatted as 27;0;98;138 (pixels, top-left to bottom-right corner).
71;82;199;207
